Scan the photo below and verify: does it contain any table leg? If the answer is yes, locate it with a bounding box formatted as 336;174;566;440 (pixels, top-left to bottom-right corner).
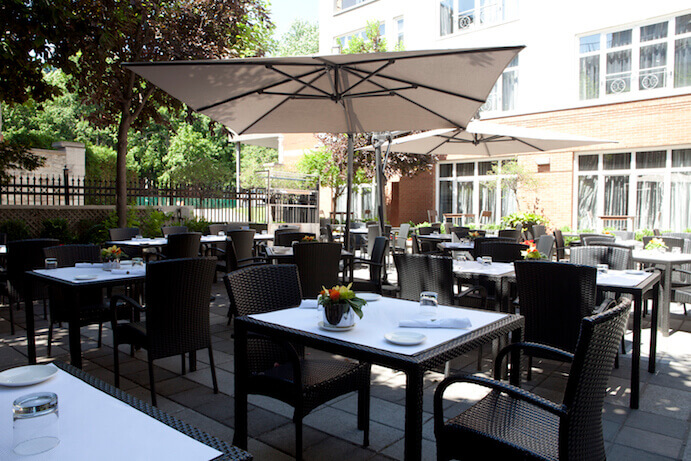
403;368;424;461
630;293;642;409
659;263;672;336
68;289;83;369
509;327;523;386
649;282;660;374
24;279;37;364
233;323;248;450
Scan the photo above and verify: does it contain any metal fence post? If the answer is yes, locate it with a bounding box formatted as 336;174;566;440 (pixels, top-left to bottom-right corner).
63;167;70;205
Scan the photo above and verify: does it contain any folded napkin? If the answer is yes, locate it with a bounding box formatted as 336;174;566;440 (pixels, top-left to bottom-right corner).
399;318;472;329
299;299;319;309
75;262;102;268
111;268;146;276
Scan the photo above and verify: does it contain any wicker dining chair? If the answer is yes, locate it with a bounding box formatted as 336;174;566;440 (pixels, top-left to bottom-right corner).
497;228;522;242
470;236;513;259
5;238;59;333
224;264;371;460
570;245;633;270
161;225;188;236
554;229;568;261
152;232;202;260
434;298;631;461
274;232;315;247
110;257;218;407
536;234;555;260
351;236;388;293
109;227;139;241
293;242;342;298
43;244;111;355
476;241;526;262
580;233;616;246
207;223;228;236
641;235;685;251
448;226;470;239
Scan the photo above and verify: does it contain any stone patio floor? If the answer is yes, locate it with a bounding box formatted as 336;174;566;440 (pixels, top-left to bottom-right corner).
1;270;690;460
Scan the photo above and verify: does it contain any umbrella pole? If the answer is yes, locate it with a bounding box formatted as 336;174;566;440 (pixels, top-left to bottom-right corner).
345;134;353;252
375;142;386;234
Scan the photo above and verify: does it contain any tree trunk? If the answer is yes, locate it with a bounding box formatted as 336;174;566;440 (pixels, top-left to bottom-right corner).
116;112;132;227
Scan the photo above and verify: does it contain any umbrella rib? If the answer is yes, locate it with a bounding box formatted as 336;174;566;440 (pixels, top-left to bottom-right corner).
344;66;485;104
266;65;332;98
424;129;463;154
197;67;325;111
339;60;393;96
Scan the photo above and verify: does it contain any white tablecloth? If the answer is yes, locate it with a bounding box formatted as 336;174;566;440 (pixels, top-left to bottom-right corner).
453;260;515;276
597;269;654;287
0;366;221;460
34;266;145;284
250;297;508;355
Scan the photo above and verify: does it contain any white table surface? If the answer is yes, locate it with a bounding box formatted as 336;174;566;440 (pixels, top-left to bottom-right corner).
453;260;515;276
0;366;221;461
0;245;6;254
438;242;474;250
33;265;145;284
597;269;655;287
251;297;508;356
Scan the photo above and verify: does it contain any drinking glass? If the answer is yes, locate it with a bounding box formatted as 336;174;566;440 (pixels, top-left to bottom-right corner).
419;291;438;316
132;257;144;266
597;264;609;273
672;247;681;254
13;392;59;455
481;256;492;265
218;231;225;236
44;258;58;270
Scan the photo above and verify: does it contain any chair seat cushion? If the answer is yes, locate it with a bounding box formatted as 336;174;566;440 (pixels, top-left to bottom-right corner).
439;390;559;461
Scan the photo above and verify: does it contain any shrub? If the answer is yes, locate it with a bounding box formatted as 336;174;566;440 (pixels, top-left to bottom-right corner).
635;229;655;241
40;218;74;243
139;208;171;238
501;212;549;229
0;219;30;241
183;215;211;233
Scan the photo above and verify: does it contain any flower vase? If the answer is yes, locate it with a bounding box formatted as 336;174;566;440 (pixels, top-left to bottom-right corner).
323;303;356;327
103;259;121;271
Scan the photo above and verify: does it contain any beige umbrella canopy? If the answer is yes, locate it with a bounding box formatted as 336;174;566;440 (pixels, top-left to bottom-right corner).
361;120;616;156
124;47;524;246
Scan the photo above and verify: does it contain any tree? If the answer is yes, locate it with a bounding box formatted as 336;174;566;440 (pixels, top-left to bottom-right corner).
67;0;273;226
343;20;387;54
239;144;279;189
276;19;319;56
485;159;540;211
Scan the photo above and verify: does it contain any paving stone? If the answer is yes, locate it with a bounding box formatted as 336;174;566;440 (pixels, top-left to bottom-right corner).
625;410;689;439
258;421;331;458
639;383;691;420
607;443;678;461
614;426;683;459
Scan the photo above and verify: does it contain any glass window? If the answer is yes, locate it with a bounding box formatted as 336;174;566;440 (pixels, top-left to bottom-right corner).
580;34;600;53
671;172;691;231
641;22;668;42
674;37;691;88
606;50;631;94
458;0;475;30
479;181;496;217
478;161;497;175
439;181;453;215
607;29;632;48
672;148;691;167
439;164;453;177
676;13;691;35
456;163;474;176
636;150;666;168
440;0;454;36
578;176;598;229
636;174;663;229
579;154;599;171
456;182;473;213
603;153;630;170
639;43;667;90
501;184;516;217
579;56;600;99
604;175;629;217
396;17;404;48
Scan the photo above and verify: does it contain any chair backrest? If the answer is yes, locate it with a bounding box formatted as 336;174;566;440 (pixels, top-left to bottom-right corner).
448;226;470;239
274;232;314;247
579;233;615;245
164;232;201;259
395;223;411;250
664;232;691;240
0;233;7;245
525;224;546;240
514;260;598;352
161;226;188;237
642;236;685;251
226;229;256;261
227;222;249;230
554;229;566;261
561;299;631;461
350;221;365;229
44;244;100;267
477;241;525;262
323;224;335;243
208;223;228;235
653;228;661;236
570;246;633;270
430;222;442;231
393;253;455;306
497;229;521;242
368;236;388;284
293;242;342;298
470;236;512;258
224;264;303;317
144;258;216;359
7;239;61;282
427;209;437;222
411;234;421;254
536;234;555;259
109;227;139;241
613;230;634;240
418;226;434;236
367;223;381;256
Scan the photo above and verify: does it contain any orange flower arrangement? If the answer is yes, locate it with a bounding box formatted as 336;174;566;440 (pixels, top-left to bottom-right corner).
521;240;544;259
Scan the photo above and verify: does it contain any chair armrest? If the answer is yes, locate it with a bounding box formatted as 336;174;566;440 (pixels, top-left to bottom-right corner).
593;297;616;314
351;258;383;267
673;268;691;276
494;342;574;381
109;294;145;326
207;247;226;256
434;373;567;435
237;256;269;265
456;285;487;308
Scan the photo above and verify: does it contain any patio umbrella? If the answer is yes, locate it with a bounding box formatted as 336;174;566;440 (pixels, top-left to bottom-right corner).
124;47;524;247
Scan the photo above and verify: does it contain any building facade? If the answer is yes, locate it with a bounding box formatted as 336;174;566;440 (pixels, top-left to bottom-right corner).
319;0;691;231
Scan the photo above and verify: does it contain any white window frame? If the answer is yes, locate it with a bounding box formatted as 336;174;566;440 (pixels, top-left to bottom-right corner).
438;0;519;38
480;56;519;114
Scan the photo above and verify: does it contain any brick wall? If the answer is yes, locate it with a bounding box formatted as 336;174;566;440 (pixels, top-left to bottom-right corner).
387;170;435;226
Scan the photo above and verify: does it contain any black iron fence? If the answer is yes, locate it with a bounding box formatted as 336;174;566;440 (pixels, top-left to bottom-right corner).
0;175;318;224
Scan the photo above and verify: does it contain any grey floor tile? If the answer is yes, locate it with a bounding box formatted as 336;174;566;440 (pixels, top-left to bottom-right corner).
614;426;683;459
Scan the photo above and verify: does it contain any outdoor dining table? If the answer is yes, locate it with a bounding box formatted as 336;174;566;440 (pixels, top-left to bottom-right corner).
233;297;524;461
417;233;452;242
0;361;251;460
632;249;691;337
437;241;474;252
24;264;146;369
108;234;269;248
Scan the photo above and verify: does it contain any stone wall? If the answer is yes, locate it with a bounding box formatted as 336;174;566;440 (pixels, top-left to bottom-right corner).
9;141;86;178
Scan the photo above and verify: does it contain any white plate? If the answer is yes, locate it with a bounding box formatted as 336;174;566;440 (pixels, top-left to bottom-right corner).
75;274;98;281
385;331;427;346
357;293;381;302
318;321;355;332
625;270;646;275
0;364;58;387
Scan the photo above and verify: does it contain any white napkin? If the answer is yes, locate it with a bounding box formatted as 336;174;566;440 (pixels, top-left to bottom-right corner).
111;268;146;276
75;262;102;268
399;318;472;329
299;299;319;309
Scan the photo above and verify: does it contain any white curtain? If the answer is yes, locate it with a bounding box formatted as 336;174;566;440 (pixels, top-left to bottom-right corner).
578;176;597;230
479;182;496;218
671;172;691;231
456;182;473;214
636;175;663;229
440;0;454;35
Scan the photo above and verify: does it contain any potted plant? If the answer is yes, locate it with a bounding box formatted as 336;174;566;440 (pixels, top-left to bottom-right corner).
318;283;366;328
101;245;124;271
521;240;545;259
644;238;668;252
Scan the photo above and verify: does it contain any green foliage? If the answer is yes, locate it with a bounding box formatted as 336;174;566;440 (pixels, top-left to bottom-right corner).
239;144;279;189
39;218;74;243
0;220;31;241
559;225;572;232
501;212;549;229
483;223;502;231
0;140;46;182
138;209;172;238
160;125;232;185
635;229;655;241
85;144;138;182
485;160;539;211
183;216;211;233
344;20;387;54
276;19;318;56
